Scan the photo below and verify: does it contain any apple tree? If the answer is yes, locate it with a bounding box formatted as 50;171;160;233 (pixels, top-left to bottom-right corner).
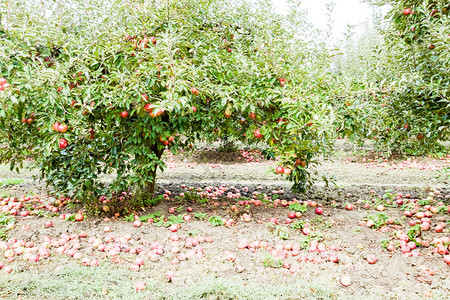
0;0;335;212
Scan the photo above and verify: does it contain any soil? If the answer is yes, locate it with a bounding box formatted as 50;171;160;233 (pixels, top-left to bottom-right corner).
0;140;449;299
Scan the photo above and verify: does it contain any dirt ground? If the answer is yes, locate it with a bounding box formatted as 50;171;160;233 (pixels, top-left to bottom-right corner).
0;140;448;299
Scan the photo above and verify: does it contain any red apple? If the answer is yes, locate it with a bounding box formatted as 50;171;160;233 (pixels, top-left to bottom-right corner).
340;275;352;287
421;222;430;231
235;264;245;273
367;254;377;264
315;207;323;215
169;224;178;232
435;225;444;233
191;87;199;95
444;255;450;265
59;138;68;149
328;254;338;263
135;281;146;291
120;111;129;118
144;103;153;112
253;129;262;139
90;259;99;267
227;252;237;262
58;124;68;133
275;166;284;174
407;242;416;250
149;108;164;117
268;217;277;224
166;270;174;281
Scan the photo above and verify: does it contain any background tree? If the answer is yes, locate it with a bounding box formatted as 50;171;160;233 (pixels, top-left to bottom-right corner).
333;0;449;155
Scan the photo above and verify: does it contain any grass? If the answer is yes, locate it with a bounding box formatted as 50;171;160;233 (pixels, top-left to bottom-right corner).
0;260;342;300
208;215;224;226
262;254;283;268
0;178;24;187
272;225;290;240
0;212;15;240
435;167;449;180
288;202;307;213
6;259;440;300
363;212;389;229
194;212;208;220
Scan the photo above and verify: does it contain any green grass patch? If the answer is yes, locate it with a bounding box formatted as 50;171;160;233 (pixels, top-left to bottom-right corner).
0;212;15;240
0;178;24;187
208;215;224;226
0;260;343;299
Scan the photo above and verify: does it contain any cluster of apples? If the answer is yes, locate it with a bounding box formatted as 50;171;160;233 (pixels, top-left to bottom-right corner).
275;165;292;175
0;77;10;91
238;150;263;163
357;189;449;266
123;34;157;51
50;122;70;149
1;195;69;216
21;113;36;125
141;94;165;117
237;239;340;274
0;224;215;276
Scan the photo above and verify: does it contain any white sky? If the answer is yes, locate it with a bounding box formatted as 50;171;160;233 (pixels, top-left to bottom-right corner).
271;0;374;37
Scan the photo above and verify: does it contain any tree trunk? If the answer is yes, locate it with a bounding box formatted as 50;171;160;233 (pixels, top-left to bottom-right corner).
219;135;236;152
140;144;164;197
142;164;158;196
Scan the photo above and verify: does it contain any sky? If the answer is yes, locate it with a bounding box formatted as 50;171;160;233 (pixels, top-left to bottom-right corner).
271;0;375;37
